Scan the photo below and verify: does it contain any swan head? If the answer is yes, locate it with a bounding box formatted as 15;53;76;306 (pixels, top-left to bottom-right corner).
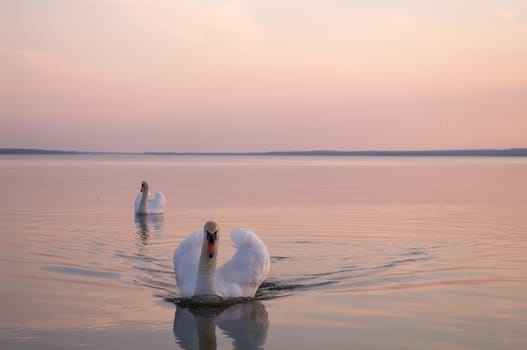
203;221;219;259
140;180;148;192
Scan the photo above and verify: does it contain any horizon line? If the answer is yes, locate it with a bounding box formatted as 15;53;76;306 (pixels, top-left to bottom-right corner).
1;147;527;157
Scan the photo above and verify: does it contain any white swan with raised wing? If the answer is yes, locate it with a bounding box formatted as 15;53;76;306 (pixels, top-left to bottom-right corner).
134;180;165;215
173;221;270;298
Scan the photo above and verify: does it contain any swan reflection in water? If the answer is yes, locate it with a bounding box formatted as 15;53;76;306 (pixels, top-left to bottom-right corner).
134;214;164;245
173;301;269;350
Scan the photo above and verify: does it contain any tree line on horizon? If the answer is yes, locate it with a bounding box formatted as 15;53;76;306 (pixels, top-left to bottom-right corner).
1;148;527;156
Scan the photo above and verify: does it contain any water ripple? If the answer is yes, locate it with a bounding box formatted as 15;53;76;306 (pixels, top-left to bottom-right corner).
42;266;121;280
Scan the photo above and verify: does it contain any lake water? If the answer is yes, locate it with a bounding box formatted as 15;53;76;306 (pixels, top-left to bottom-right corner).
1;155;526;349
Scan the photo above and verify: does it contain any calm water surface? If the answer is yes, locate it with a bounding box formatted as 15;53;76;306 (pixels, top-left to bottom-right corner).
1;155;526;349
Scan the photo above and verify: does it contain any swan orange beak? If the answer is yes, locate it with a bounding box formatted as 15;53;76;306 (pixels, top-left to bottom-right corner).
206;229;218;258
207;242;215;258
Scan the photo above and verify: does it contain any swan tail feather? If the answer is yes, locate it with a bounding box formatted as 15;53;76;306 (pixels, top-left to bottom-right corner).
148;192;165;213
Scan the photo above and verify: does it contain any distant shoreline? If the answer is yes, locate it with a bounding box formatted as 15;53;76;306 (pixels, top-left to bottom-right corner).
1;148;527;157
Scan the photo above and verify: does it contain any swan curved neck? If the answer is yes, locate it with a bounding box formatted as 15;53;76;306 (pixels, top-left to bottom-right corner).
194;239;219;296
140;183;149;205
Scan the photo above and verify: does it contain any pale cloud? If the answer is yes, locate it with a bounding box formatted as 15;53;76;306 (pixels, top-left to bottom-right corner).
123;0;265;54
493;0;527;39
1;47;98;80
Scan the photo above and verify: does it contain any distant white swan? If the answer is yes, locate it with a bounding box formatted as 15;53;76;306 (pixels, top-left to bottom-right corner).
134;180;165;215
173;221;270;298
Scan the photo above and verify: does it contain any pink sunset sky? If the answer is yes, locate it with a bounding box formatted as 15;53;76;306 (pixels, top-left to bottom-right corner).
1;0;526;152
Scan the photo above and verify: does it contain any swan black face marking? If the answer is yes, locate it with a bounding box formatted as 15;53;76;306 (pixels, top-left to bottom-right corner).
206;230;218;243
206;230;218;258
204;221;219;258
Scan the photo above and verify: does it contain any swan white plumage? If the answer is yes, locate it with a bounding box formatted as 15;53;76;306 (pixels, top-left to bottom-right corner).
134;180;165;215
173;221;270;298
